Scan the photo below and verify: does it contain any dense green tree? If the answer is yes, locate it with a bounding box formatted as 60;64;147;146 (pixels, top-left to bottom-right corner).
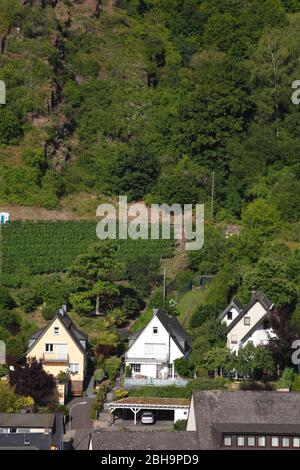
67;242;123;316
234;343;275;379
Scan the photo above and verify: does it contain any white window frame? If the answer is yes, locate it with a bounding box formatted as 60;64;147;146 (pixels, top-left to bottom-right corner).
257;436;266;447
223;435;232;447
144;343;154;356
237;436;245;447
271;436;279;448
282;437;290;448
45;343;54;353
244;317;251;326
293;437;300;448
153;326;158;334
131;364;141;373
231;335;238;344
69;363;80;374
247;436;255;447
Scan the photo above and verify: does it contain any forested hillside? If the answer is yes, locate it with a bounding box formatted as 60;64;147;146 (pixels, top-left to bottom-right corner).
0;0;300;377
0;0;299;222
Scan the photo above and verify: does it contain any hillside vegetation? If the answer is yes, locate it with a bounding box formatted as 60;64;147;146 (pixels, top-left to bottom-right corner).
0;1;299;379
0;0;298;224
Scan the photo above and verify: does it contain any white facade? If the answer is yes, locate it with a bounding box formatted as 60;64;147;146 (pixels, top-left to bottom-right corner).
220;305;240;328
125;311;187;379
174;407;189;423
226;299;275;354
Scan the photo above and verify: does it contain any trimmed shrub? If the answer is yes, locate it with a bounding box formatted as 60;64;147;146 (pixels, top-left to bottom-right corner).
114;388;129;400
174;420;187;431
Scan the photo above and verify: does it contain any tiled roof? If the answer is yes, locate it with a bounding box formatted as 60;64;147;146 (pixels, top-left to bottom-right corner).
88;431;198;451
127;309;191;356
225;291;274;334
27;312;87;355
0;413;55;428
192;391;300;449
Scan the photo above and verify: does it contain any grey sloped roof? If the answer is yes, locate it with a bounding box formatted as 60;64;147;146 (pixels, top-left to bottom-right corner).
88;431;198;451
225;291;274;335
0;413;55;429
156;310;192;354
0;413;63;450
192;391;300;449
0;434;51;450
73;430;91;451
218;297;243;321
127;310;191;356
27;312;87;355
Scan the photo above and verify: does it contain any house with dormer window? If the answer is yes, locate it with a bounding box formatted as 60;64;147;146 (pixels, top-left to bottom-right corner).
125;309;191;382
220;291;277;354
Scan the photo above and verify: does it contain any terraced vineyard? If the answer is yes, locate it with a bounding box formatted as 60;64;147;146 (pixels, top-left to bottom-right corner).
0;221;174;274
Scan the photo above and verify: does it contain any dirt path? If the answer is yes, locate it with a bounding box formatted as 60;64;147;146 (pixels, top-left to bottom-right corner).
0;205;95;221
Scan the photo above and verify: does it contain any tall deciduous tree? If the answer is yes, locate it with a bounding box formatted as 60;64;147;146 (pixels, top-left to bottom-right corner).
67;242;123;316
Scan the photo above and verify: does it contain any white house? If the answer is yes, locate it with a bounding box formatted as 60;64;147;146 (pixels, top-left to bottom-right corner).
221;291;276;354
218;297;243;328
125;309;191;380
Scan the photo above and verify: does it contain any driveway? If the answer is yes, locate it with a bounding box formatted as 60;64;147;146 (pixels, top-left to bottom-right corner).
67;397;94;431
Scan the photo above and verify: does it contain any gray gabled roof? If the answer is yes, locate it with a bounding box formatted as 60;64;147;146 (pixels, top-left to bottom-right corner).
27;312;87;355
218;297;243;321
0;413;55;428
0;413;64;450
225;292;274;335
192;390;300;449
128;309;191;356
156;310;192;354
86;430;198;451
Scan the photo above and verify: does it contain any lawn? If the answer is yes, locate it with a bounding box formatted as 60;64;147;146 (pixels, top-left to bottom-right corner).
176;288;208;326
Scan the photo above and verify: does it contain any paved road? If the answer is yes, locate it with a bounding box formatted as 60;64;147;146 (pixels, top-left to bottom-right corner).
67;397;94;431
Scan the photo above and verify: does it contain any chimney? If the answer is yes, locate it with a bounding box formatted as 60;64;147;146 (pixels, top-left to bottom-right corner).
153;308;159;317
250;290;257;303
59;308;64;316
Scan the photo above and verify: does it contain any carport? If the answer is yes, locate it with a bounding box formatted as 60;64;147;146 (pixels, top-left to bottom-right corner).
108;397;190;426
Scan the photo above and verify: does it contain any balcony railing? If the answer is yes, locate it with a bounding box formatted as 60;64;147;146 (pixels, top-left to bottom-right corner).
43;353;69;363
124;378;189;387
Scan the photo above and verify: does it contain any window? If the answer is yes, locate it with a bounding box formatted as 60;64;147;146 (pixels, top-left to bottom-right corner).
45;344;53;352
227;311;232;320
69;363;79;374
237;436;245;447
257;436;266;447
144;343;154;355
223;435;232;447
153;327;158;334
244;317;251;326
293;437;300;448
247;436;255;447
231;335;238;344
131;364;141;373
53;327;59;336
9;428;17;433
271;436;279;448
282;437;290;448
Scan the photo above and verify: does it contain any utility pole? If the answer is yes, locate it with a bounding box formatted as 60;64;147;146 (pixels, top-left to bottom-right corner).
211;170;215;222
163;269;166;307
